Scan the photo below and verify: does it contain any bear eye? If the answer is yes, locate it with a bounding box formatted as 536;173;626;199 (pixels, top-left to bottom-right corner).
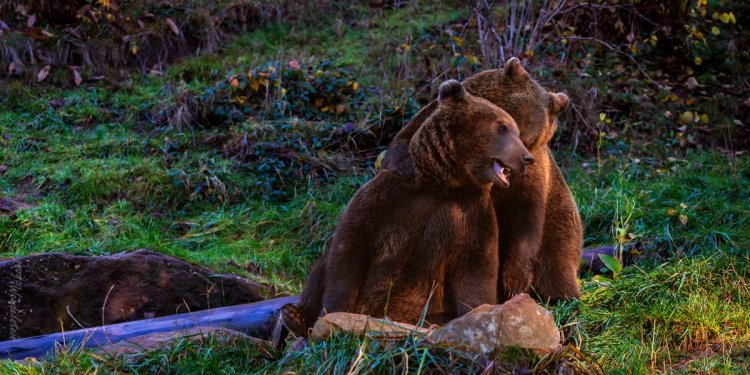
498;123;509;132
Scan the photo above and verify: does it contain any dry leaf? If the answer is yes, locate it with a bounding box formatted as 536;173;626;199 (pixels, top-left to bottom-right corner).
679;215;688;225
15;4;28;16
76;5;91;18
27;14;36;28
71;67;83;86
165;18;180;35
685;77;698;90
37;65;51;82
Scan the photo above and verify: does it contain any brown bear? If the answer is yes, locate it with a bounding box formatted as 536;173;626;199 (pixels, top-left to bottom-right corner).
381;58;583;302
285;80;534;336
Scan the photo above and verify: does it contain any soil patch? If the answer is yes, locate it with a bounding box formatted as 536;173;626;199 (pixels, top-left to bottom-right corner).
0;249;264;341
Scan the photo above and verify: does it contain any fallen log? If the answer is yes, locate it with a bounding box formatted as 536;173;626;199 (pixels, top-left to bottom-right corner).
0;295;298;361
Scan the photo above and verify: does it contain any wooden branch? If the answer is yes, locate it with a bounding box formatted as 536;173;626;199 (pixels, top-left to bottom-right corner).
0;295;299;361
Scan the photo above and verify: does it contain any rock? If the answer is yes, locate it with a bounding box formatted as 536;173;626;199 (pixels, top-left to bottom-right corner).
426;294;560;355
93;326;271;357
0;250;264;341
311;312;430;341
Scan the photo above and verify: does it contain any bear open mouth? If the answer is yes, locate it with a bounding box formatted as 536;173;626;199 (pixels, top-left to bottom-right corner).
493;160;512;186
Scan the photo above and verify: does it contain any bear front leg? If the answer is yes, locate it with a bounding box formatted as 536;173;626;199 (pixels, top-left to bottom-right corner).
495;195;546;302
320;240;370;315
448;248;499;317
532;162;582;301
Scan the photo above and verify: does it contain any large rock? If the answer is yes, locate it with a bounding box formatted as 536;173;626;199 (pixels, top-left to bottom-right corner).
426;294;561;355
311;312;430;341
0;250;264;341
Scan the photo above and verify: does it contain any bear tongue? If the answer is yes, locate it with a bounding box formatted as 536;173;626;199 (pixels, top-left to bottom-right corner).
493;161;509;185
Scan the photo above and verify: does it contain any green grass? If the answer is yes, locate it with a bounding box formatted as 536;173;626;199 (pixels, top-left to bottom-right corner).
1;3;749;373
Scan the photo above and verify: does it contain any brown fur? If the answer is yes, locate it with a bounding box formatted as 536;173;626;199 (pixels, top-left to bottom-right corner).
289;81;532;335
382;58;583;302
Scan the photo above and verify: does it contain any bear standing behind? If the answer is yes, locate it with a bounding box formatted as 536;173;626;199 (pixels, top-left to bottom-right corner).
286;80;533;335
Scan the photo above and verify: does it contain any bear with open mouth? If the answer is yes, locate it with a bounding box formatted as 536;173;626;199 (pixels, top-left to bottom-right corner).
284;80;534;336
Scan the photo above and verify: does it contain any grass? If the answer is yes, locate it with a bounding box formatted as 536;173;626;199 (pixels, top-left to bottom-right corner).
1;2;749;373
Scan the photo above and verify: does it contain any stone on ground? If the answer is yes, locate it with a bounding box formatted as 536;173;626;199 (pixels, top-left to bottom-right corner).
426;293;561;355
310;312;430;341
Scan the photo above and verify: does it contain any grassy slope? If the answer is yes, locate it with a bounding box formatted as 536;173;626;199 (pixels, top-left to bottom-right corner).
1;2;749;373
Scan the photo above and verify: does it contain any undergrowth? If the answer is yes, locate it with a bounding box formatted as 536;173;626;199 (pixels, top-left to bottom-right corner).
1;0;749;373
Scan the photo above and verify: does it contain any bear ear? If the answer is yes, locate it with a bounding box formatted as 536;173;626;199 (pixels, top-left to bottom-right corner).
504;57;529;79
438;79;465;103
550;92;569;114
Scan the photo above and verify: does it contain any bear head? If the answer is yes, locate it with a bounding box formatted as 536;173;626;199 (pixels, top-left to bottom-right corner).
462;58;569;151
409;80;533;191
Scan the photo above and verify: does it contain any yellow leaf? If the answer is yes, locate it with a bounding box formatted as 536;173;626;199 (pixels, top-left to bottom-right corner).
451;35;463;47
666;208;677;216
694;57;703;65
314;98;323;107
599;113;606;122
250;80;260;92
281;88;287;95
335;104;345;114
321;106;330;113
680;202;688;209
711;26;720;35
375;150;387;169
679;111;694;124
268;66;275;73
729;12;736;24
700;113;709;124
679;214;688;225
352;82;359;91
719;13;731;23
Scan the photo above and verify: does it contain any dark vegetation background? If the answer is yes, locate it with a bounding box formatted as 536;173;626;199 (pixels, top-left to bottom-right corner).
0;0;749;373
